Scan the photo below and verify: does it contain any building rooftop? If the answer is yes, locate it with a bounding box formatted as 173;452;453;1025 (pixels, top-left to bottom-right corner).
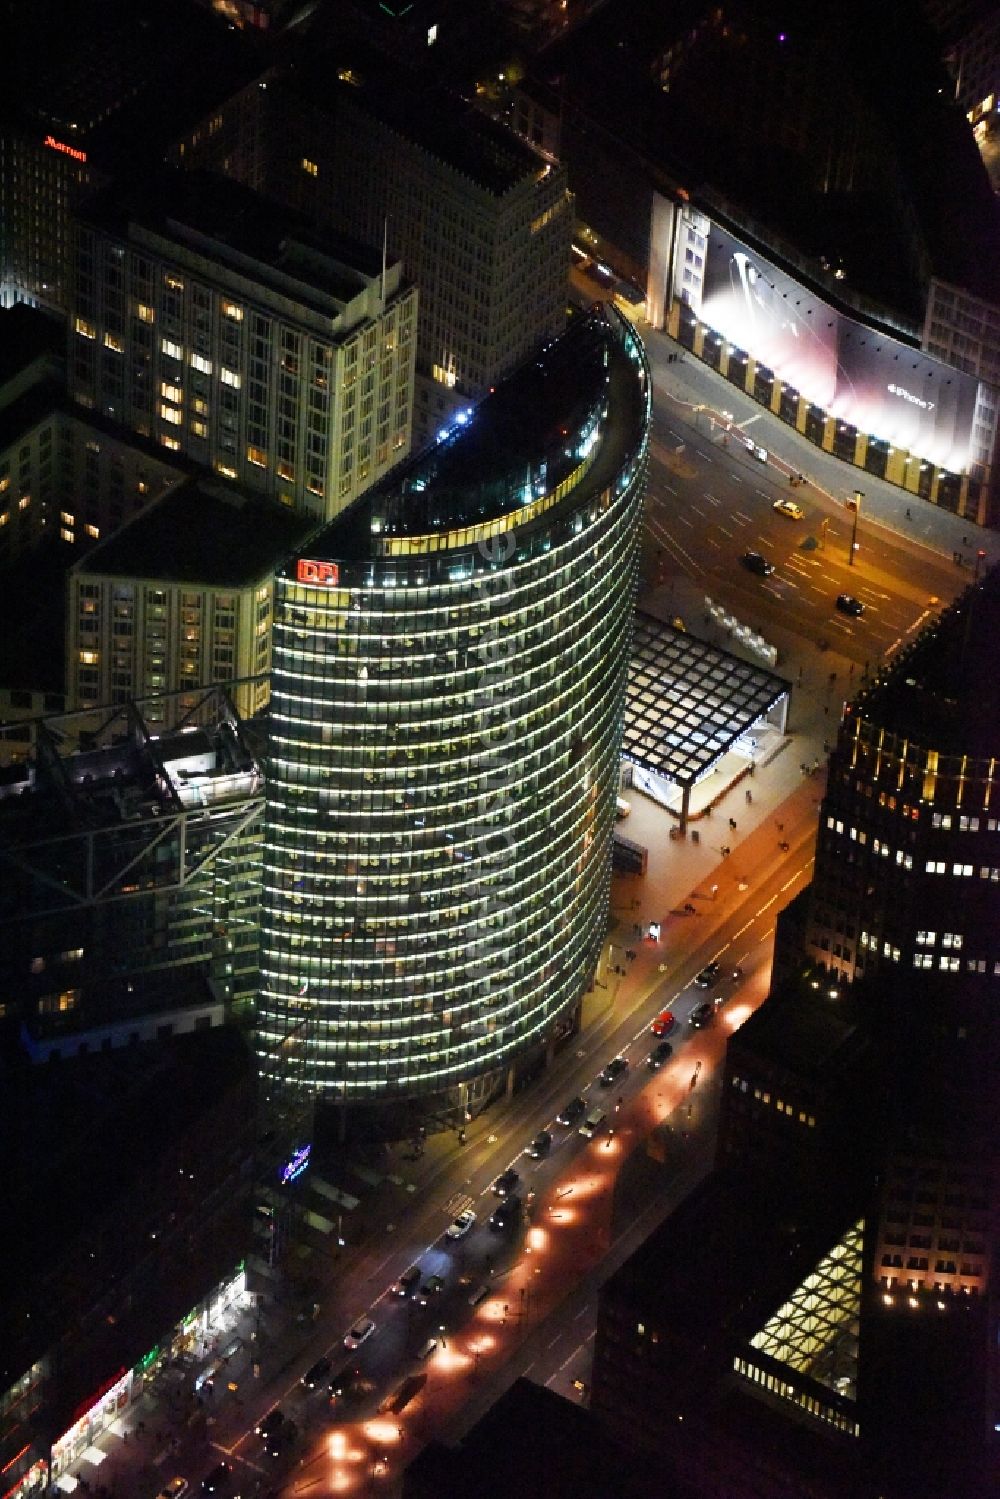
404;1378;669;1499
0;544;70;696
0;688;263;852
623;612;789;788
847;564;1000;755
74;478;316;587
0;1024;254;1384
604;1168;857;1346
78;168;396;319
294;305;646;572
729;980;864;1080
3;0;268;171
0;305;64;395
289;39;546;198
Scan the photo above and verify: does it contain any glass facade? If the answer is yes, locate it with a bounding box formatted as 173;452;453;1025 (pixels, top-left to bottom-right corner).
258;307;651;1103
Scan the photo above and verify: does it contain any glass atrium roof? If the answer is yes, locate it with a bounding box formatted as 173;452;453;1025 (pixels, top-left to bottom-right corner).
623;612;789;789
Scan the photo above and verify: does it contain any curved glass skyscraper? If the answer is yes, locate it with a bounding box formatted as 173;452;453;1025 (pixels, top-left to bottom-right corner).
258;306;650;1111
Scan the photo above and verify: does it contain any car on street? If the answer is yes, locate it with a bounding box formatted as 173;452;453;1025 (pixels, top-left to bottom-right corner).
394;1264;421;1297
417;1275;446;1304
445;1208;477;1240
416;1337;439;1360
255;1408;285;1441
158;1482;189;1499
836;593;865;616
694;962;721;988
301;1356;332;1390
647;1040;674;1070
689;1001;715;1028
773;498;804;520
650;1008;676;1037
526;1130;552;1158
741;550;774;576
328;1362;357;1401
598;1056;629;1087
262;1418;297;1459
489;1196;522;1232
343;1316;376;1350
492;1167;519;1197
556;1096;587;1127
201;1464;237;1496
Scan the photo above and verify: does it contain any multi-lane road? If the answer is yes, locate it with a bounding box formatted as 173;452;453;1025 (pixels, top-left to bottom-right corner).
644;401;961;664
183;821;817;1497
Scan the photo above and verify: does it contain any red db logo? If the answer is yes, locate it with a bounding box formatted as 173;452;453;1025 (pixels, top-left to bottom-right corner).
296;559;339;586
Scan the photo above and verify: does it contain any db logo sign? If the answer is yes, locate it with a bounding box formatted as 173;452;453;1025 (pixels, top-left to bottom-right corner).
296;559;339;586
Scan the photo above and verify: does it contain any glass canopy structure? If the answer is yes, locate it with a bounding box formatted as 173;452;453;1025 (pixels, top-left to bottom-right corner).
258;306;651;1109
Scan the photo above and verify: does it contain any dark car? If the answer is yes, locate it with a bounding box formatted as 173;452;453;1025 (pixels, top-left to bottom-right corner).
556;1096;586;1127
301;1356;332;1390
836;593;865;616
489;1196;523;1232
201;1463;235;1495
647;1040;674;1070
262;1419;297;1459
492;1167;519;1197
526;1130;552;1158
328;1363;357;1402
394;1265;421;1297
741;550;774;576
255;1409;285;1441
598;1056;629;1087
650;1008;676;1037
416;1275;446;1305
694;962;720;988
689;1001;715;1028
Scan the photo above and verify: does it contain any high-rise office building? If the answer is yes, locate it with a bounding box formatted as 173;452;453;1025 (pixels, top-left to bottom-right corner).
257;305;650;1118
179;41;572;446
590;573;1000;1499
69;169;417;521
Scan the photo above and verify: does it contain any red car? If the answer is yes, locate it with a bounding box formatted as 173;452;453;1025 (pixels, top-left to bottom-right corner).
650;1009;676;1037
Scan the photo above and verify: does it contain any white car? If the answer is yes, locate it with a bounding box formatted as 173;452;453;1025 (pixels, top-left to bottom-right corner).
445;1208;477;1240
158;1482;190;1499
773;498;804;521
343;1316;376;1350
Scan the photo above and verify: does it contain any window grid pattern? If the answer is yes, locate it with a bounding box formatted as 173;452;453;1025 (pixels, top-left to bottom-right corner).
257;313;650;1101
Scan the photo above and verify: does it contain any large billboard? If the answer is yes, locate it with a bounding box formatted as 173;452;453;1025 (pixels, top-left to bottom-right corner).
687;221;980;473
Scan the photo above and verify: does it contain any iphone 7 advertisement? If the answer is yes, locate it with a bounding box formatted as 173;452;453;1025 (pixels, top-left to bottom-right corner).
695;223;978;471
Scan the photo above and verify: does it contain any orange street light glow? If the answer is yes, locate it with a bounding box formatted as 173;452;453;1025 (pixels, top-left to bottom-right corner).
364;1419;403;1444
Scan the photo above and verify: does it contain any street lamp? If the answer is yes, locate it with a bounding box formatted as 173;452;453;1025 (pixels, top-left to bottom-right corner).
849;490;863;566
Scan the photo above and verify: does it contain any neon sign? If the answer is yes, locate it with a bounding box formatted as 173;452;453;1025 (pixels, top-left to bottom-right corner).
280;1143;311;1184
44;134;88;164
296;558;339;586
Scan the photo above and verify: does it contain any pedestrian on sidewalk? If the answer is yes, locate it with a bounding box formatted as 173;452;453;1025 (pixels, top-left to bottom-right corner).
745;788;752;804
710;884;718;899
748;762;755;777
777;822;784;833
721;845;731;857
728;817;737;831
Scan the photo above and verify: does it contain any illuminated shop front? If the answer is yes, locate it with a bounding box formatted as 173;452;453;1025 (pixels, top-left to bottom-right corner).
49;1264;249;1486
258;305;651;1109
651;199;995;523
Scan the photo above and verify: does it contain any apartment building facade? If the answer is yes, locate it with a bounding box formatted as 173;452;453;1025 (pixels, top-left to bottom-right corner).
68;169;417;522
